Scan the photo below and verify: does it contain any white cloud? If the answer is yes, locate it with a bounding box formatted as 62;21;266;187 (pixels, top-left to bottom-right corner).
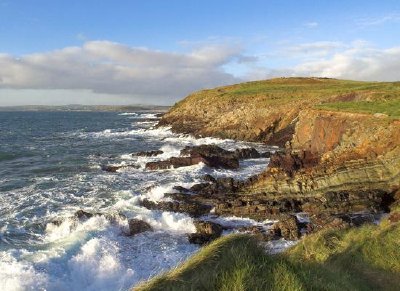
243;41;400;82
2;39;400;105
0;41;240;104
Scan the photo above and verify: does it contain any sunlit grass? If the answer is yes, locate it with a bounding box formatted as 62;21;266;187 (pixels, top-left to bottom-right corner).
135;216;400;291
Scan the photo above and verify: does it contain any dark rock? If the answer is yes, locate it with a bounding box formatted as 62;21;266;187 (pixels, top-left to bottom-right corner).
260;151;272;158
338;213;375;227
102;164;140;172
234;147;261;159
269;150;320;176
140;198;212;217
145;156;207;170
270;215;301;240
101;165;121;172
132;150;163;157
75;210;95;219
188;220;223;245
128;218;152;236
202;174;217;183
307;214;349;233
172;185;190;193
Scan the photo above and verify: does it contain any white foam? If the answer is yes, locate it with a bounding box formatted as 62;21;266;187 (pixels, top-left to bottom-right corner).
134;211;196;234
45;216;111;243
118;112;138;116
0;252;48;291
67;238;134;291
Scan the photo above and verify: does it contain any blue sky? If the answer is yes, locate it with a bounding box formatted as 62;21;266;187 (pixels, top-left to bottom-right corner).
0;0;400;105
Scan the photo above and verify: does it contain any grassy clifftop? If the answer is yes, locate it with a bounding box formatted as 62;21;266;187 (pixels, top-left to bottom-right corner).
135;214;400;291
160;78;400;145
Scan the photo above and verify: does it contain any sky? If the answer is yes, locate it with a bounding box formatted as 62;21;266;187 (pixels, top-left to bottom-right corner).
0;0;400;106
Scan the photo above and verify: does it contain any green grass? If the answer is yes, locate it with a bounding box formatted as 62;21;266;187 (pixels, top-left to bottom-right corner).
135;218;400;291
316;99;400;118
174;78;400;117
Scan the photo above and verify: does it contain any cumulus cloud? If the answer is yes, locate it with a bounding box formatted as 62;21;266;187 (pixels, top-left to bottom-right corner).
245;41;400;82
1;39;400;105
0;41;241;103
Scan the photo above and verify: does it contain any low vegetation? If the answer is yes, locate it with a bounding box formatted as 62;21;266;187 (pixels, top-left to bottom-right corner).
174;77;400;117
135;215;400;291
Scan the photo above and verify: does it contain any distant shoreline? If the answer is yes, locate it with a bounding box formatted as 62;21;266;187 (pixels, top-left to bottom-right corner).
0;104;171;112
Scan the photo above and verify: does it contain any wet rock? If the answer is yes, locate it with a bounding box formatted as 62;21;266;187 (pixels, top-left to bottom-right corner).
172;185;190;193
338;213;376;227
140;198;212;217
145;156;208;170
74;210;95;219
102;164;140;172
101;165;121;172
202;174;217;183
234;147;262;159
270;215;301;240
132;150;163;157
188;220;223;245
128;218;152;236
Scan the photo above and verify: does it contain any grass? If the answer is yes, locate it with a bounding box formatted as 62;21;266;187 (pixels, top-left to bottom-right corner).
173;77;400;118
135;217;400;291
316;99;400;118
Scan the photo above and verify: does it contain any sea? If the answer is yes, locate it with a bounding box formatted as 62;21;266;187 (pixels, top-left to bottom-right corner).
0;111;292;290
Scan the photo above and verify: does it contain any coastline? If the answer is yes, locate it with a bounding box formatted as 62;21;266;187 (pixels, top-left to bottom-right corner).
133;77;400;289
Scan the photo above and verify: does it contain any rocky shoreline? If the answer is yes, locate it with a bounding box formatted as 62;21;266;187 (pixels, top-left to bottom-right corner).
135;78;400;245
101;78;399;247
97;140;396;245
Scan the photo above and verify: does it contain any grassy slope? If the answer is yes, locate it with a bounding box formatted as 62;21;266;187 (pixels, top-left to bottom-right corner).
135;217;400;291
173;78;400;118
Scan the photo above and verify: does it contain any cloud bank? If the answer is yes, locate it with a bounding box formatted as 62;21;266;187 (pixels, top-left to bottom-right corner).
1;40;400;105
0;41;240;104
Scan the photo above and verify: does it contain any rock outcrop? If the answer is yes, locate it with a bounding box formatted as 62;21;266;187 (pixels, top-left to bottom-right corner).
188;220;223;245
128;218;153;236
145;145;266;170
157;78;400;223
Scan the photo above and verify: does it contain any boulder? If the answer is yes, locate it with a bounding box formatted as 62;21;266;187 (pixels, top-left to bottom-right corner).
128;218;152;236
188;220;223;245
270;215;301;240
74;210;95;219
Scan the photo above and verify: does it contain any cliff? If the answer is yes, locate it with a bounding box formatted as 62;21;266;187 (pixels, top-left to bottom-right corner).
159;78;400;218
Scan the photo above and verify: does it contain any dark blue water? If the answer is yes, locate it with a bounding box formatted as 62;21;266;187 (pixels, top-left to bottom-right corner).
0;111;270;290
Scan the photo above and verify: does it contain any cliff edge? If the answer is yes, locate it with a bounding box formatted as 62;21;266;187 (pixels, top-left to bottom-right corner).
159;77;400;219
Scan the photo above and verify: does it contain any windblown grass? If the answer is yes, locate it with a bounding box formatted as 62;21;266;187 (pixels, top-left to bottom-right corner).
135;217;400;291
174;77;400;118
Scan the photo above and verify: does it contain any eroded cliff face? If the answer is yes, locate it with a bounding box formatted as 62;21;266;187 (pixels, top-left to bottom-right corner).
249;109;400;195
159;78;400;219
158;81;318;146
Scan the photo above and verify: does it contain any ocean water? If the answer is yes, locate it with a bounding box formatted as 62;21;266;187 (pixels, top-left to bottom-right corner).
0;111;277;290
